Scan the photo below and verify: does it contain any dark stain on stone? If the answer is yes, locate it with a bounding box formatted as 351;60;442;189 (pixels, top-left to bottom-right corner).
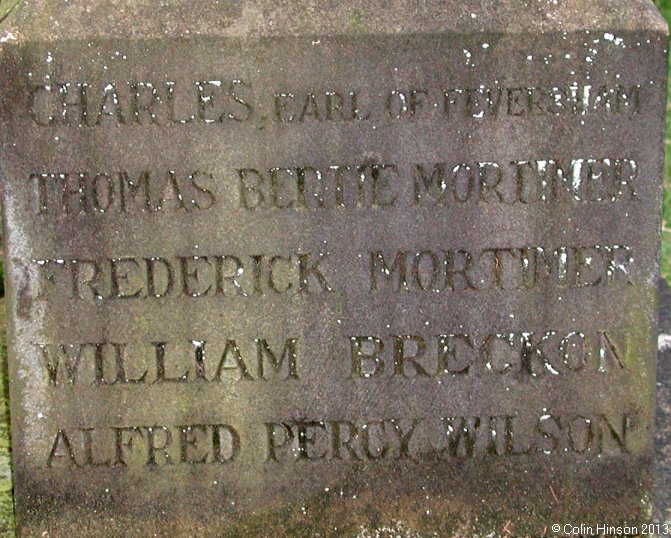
14;261;31;322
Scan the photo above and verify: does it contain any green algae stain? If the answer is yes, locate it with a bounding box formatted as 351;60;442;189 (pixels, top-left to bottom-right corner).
349;10;365;32
654;0;671;285
0;0;22;25
0;300;14;537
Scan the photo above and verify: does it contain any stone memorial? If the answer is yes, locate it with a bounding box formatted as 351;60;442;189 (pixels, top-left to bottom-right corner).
0;0;668;536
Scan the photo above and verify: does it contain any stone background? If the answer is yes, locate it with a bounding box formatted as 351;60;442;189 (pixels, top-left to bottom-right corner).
0;2;668;537
654;283;671;531
0;304;666;535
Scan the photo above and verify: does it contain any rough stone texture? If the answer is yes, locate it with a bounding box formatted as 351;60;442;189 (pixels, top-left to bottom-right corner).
656;281;671;530
0;286;668;536
0;0;666;40
0;1;668;536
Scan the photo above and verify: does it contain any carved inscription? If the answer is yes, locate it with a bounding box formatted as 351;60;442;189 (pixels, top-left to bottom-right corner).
33;328;630;388
33;170;216;215
370;245;634;292
48;424;241;468
46;413;631;469
17;67;650;477
28;242;634;304
264;414;630;461
27;80;641;127
441;84;640;118
28;79;254;127
37;338;300;386
32;253;333;301
32;157;639;216
238;157;639;210
349;329;630;378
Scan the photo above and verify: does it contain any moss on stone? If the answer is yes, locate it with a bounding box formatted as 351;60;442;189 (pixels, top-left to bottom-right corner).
0;300;15;537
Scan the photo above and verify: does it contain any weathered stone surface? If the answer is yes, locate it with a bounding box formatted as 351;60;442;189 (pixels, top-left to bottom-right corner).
656;280;671;530
0;1;668;536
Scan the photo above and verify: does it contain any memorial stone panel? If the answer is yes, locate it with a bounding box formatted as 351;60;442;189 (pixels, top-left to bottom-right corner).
0;1;668;535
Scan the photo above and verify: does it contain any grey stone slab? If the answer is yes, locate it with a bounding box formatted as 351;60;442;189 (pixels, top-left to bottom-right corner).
0;1;668;536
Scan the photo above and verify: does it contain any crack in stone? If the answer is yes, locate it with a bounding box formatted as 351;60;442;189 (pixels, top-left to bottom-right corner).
0;0;21;25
